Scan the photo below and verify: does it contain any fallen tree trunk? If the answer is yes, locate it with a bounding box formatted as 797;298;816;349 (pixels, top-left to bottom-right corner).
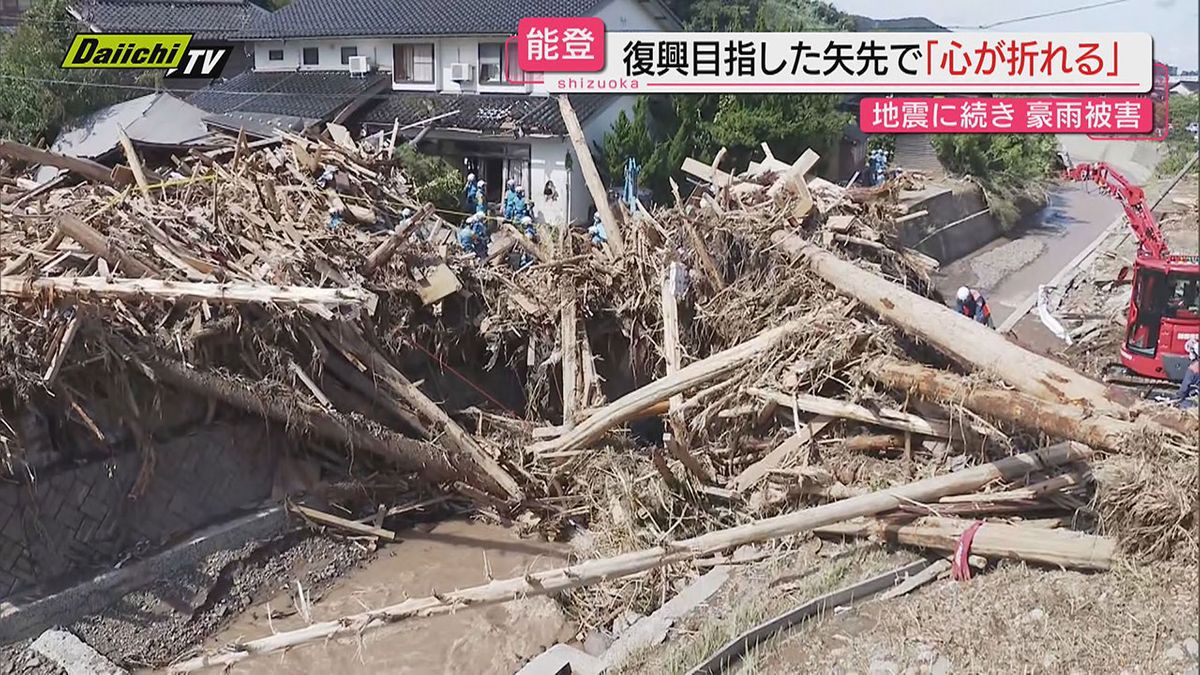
815;516;1114;571
360;203;433;276
866;356;1149;454
1;276;378;314
169;441;1090;672
541;318;808;458
0;140;115;186
771;231;1130;417
146;359;458;482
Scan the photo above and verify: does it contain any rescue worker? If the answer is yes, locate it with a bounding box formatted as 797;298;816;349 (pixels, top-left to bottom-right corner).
513;215;538;269
474;179;488;214
510;186;527;222
503;179;518;219
955;286;993;328
463;173;478;211
458;213;489;259
1175;338;1200;409
588;212;607;247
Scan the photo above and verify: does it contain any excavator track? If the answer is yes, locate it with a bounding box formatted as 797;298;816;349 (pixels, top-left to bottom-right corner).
1101;363;1178;399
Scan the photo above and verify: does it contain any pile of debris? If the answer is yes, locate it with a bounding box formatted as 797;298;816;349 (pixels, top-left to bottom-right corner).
0;115;1194;672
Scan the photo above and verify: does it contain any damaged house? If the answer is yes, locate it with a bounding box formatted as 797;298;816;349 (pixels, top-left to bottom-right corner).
187;0;682;225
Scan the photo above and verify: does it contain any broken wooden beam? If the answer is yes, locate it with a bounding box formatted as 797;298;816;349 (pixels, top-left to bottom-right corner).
116;127;155;202
748;388;953;439
0;276;379;314
558;96;623;255
361;203;432;275
731;417;832;493
56;214;160;278
0;139;115;186
291;504;396;540
540;318;809;458
169;442;1090;672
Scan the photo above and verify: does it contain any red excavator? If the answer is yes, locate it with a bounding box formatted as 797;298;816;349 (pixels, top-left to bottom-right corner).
1062;162;1200;383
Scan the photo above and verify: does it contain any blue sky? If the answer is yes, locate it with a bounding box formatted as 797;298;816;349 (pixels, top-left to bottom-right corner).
828;0;1199;71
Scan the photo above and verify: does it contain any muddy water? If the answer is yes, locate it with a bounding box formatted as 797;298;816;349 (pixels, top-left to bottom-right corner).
935;184;1121;351
203;520;573;675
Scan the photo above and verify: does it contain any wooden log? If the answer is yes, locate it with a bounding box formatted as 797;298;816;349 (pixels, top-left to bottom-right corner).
146;359;458;483
814;516;1114;571
771;231;1132;417
540;318;808;458
56;214;159;278
843;434;906;452
116;127;154;202
731;418;832;493
0;276;378;314
168;442;1089;672
361;204;432;275
866;356;1144;454
558;96;623;255
748;388;952;438
0;140;115;185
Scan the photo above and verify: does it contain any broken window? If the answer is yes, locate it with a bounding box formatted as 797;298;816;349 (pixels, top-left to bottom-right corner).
394;43;434;83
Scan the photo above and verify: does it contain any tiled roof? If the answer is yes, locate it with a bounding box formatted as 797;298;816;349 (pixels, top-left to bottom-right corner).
358;92;616;136
71;0;268;41
186;69;390;121
238;0;611;39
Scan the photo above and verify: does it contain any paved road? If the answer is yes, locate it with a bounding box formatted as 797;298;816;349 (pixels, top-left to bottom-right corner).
936;184;1121;325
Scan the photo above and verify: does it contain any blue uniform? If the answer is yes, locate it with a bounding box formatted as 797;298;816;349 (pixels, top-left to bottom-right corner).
1176;361;1200;408
503;190;517;219
510;196;527;221
464;181;477;210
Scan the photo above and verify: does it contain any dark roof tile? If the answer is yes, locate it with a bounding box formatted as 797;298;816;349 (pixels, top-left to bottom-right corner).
238;0;610;39
358;92;615;136
73;0;268;40
186;69;390;120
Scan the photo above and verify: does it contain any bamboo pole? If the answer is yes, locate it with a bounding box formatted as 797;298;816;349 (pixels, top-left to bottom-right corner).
0;276;378;313
169;442;1090;672
771;231;1131;417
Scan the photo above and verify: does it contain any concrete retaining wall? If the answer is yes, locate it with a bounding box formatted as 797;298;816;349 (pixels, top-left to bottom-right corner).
896;182;1001;264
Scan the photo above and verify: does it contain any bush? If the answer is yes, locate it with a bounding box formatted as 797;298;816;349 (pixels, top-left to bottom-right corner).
933;134;1058;227
392;145;462;211
1157;94;1200;178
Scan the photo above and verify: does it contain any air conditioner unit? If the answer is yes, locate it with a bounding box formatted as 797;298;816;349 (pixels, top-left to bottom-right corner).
348;55;370;76
449;62;473;82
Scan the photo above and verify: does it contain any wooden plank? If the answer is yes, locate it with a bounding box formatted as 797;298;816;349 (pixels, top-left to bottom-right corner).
557;96;623;255
292;505;395;540
0;140;114;186
412;263;461;305
731;417;833;493
1;276;378;313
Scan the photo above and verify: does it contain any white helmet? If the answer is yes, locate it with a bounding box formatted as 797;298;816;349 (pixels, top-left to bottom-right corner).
956;287;971;302
401;208;413;218
516;185;525;193
467;173;476;181
521;215;533;225
477;180;486;187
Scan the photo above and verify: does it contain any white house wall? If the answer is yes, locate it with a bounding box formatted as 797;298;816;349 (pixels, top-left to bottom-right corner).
253;38;394;73
529;136;575;226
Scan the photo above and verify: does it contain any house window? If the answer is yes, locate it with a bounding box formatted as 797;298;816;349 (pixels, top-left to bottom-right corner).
478;43;503;83
393;43;434;83
302;47;319;65
268;49;284;61
505;41;525;82
340;46;358;65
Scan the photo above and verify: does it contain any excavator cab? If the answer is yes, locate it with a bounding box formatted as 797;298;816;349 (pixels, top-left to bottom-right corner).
1122;259;1200;381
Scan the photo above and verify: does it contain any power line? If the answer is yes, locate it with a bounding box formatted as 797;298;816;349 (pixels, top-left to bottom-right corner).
945;0;1132;29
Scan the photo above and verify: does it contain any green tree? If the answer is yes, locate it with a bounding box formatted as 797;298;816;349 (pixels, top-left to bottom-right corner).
393;145;462;211
932;134;1059;226
1158;93;1199;177
0;0;128;144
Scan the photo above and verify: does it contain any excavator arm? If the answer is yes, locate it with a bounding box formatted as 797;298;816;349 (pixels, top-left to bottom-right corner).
1061;161;1170;260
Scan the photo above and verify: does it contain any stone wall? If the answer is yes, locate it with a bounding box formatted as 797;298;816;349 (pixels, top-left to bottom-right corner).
0;421;280;600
